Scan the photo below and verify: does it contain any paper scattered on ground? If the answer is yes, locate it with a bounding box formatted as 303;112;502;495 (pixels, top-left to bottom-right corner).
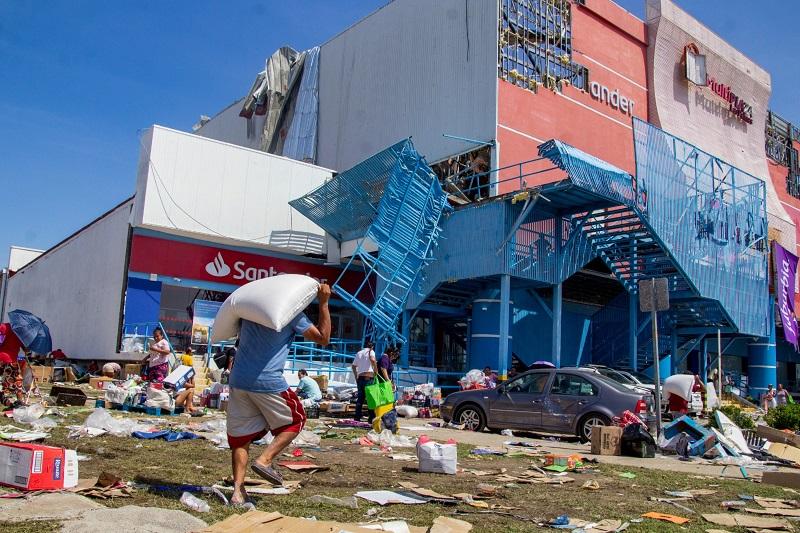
641;512;689;524
355;491;428;506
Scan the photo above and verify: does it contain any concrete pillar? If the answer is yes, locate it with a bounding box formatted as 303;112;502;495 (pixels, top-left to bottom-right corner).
629;290;638;371
700;338;708;383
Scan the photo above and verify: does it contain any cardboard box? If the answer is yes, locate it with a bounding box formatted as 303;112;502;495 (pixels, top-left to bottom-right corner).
766;442;800;464
124;364;143;378
757;425;800;448
311;374;328;392
591;426;622;456
164;365;195;390
544;454;583;469
89;376;114;390
29;366;53;383
0;443;78;490
763;470;800;489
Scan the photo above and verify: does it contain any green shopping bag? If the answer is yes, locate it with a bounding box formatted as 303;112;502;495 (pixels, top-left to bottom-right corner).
365;374;394;410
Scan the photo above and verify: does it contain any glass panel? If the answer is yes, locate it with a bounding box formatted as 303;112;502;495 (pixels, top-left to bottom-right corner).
551;373;597;396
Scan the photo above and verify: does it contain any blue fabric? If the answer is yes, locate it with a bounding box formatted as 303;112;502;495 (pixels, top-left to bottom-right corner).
132;430;200;442
296;375;322;401
229;315;313;393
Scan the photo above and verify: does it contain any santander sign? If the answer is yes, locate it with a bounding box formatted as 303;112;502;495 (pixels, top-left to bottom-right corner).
205;251;329;284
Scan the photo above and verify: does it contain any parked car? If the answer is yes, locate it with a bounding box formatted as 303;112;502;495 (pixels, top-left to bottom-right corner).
440;367;654;442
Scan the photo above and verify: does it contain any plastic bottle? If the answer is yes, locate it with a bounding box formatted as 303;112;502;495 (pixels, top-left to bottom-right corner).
180;491;210;513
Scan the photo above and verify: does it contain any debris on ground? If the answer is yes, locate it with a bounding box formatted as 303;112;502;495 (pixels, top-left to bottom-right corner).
355;490;428;505
61;504;208;533
641;511;690;524
309;494;359;508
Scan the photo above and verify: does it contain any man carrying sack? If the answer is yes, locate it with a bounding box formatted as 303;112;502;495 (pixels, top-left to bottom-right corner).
226;284;331;506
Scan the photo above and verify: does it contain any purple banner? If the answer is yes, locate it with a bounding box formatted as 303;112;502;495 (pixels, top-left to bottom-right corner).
774;242;799;348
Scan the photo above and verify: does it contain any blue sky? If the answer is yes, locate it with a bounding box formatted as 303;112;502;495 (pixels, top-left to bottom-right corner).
2;1;798;265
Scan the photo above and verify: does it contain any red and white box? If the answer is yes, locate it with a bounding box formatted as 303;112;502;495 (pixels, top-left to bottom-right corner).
0;443;79;490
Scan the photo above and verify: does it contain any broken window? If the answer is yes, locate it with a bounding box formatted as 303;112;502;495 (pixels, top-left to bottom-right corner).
431;146;493;203
498;0;589;93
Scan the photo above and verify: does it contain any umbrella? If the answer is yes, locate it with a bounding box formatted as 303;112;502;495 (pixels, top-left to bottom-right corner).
8;309;52;354
529;360;556;369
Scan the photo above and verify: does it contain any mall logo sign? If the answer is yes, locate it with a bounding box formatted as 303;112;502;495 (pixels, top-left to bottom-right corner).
205;252;231;277
204;251;329;283
684;43;753;124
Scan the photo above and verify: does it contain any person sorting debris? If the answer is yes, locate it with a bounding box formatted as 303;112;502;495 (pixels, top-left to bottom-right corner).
352;340;377;422
226;284;331;505
295;369;322;408
146;328;172;382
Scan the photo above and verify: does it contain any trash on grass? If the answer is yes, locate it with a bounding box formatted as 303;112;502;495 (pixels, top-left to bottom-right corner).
12;403;46;424
618;472;636;479
309;494;359;509
418;437;458;475
355;491;428;506
640;512;689;524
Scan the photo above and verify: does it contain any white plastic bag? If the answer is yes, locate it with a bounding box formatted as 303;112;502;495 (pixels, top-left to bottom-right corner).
13;403;46;424
417;439;458;474
663;374;694;401
396;405;419;418
293;430;321;447
367;430;416;447
145;387;174;410
212;274;319;342
83;408;146;437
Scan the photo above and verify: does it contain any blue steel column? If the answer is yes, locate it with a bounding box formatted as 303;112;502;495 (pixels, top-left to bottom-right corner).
553;216;563;369
629;239;638;371
498;274;511;381
553;284;562;368
670;330;678;377
700;338;708;383
748;295;777;395
400;311;410;367
629;292;638;371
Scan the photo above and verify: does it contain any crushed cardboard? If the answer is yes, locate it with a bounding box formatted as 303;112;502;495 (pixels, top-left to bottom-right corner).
641;512;689;524
702;513;789;529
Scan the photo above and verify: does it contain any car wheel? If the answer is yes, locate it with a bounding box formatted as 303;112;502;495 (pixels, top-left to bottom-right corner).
454;404;486;432
578;413;611;443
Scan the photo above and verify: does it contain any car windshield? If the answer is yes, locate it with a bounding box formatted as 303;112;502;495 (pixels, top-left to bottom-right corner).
596;367;636;385
626;371;655;385
584;371;636;394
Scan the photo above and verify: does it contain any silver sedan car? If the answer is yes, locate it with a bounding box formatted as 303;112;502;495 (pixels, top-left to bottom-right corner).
440;367;654;441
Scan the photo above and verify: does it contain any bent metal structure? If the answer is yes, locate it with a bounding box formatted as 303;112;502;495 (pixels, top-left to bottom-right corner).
292;119;772;392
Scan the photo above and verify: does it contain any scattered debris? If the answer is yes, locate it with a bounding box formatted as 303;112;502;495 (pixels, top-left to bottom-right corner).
581;480;600;490
275;460;329;473
641;512;689;524
355;491;428;506
309;494;359;508
702;513;790;529
619;472;636;479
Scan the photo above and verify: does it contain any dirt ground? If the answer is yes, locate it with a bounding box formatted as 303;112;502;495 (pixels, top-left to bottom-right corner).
1;406;798;532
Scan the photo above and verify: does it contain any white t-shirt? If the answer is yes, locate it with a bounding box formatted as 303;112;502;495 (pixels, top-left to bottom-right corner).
148;339;171;366
353;348;376;375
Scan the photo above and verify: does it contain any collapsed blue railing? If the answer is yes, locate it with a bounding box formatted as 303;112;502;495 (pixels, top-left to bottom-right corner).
330;140;452;345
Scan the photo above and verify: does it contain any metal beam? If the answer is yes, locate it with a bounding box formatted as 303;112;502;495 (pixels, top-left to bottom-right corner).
676;335;704;366
675;327;736;336
496;192;540;255
553;282;563;369
576;318;591;367
637;314;652;335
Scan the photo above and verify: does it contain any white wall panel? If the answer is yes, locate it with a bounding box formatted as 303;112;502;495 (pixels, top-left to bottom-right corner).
134;126;332;252
318;0;498;171
8;247;43;272
3;200;133;358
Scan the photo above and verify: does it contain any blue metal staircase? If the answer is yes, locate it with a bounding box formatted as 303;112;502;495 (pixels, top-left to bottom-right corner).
539;119;770;339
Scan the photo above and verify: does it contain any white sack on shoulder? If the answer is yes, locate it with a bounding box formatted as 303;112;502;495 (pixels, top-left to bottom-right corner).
663;374;694;401
211;274;319;342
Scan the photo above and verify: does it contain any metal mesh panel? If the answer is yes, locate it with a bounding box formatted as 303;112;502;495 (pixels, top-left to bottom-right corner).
289;140;406;241
633;118;769;337
333;140;452;344
498;0;589;92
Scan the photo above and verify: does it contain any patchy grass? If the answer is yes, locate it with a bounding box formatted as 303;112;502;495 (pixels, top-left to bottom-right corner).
0;407;796;532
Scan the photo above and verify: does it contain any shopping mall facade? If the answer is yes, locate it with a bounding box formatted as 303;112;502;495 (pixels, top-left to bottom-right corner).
5;0;800;395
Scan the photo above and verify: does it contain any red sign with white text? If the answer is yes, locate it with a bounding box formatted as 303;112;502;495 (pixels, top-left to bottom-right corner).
128;235;365;295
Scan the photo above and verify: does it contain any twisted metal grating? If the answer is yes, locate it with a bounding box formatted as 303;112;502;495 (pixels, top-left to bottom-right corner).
289;140;406;241
332;140;453;345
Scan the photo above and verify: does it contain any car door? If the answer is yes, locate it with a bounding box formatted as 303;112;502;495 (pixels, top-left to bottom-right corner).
488;371;551;430
541;372;600;431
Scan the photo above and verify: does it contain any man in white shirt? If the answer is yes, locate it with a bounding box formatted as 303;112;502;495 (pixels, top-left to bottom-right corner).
352;341;377;422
